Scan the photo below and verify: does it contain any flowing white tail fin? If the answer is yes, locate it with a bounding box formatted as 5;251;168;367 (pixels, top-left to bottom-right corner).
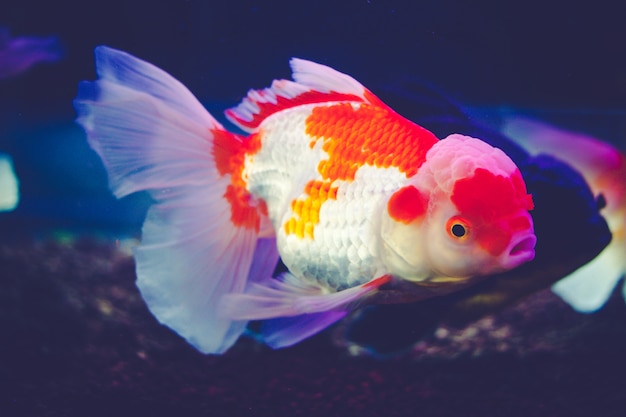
74;46;271;353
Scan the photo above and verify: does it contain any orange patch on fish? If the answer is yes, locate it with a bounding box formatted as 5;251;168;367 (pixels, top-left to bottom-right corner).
284;180;338;239
306;103;438;179
363;274;392;289
285;103;438;239
212;129;266;231
387;185;429;224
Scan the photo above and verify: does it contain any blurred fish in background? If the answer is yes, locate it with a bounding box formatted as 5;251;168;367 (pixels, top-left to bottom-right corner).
0;26;63;80
0;27;63;215
504;117;626;313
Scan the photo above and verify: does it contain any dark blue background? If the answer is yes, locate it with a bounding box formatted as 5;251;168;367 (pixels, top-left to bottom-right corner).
0;0;624;233
2;0;626;109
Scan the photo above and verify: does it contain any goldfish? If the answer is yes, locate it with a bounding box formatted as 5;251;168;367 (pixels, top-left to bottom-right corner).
503;117;626;312
74;46;535;354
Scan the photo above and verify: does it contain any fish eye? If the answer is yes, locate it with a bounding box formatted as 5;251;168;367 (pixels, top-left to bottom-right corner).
446;216;471;240
451;223;466;237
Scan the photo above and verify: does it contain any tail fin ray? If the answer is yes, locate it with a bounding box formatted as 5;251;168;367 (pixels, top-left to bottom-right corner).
75;46;264;353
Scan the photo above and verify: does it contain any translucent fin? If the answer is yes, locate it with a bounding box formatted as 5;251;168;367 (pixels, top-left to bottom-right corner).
225;58;385;132
135;191;257;353
261;311;348;349
91;46;216;129
502;117;625;191
290;58;369;98
248;237;280;285
74;46;264;354
552;244;624;312
503;116;626;311
220;274;390;321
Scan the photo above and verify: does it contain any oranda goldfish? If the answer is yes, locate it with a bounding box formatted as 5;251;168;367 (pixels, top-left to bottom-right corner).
74;47;536;354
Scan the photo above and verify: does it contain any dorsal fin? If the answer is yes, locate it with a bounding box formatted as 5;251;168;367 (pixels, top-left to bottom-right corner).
290;58;370;97
225;58;385;132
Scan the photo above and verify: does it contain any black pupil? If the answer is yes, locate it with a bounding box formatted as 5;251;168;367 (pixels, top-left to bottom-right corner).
451;223;466;238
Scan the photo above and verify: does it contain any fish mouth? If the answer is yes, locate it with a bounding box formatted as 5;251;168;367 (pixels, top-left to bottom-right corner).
502;234;537;269
510;235;536;256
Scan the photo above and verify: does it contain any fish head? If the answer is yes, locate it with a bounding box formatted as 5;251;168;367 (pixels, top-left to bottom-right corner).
425;189;536;278
380;134;536;282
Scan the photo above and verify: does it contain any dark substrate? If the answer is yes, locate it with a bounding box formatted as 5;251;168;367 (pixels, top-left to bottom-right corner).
1;237;625;417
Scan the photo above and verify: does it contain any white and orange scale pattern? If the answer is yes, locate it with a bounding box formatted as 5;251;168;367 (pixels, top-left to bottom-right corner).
217;95;438;290
244;104;417;289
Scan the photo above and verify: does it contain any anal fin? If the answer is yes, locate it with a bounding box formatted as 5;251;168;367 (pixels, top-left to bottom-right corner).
219;274;391;348
261;311;348;349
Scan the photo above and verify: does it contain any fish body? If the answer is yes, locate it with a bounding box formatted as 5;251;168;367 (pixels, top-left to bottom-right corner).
75;47;535;354
223;101;431;290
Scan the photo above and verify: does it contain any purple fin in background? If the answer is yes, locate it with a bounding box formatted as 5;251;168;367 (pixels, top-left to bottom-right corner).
0;27;63;79
261;311;348;349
